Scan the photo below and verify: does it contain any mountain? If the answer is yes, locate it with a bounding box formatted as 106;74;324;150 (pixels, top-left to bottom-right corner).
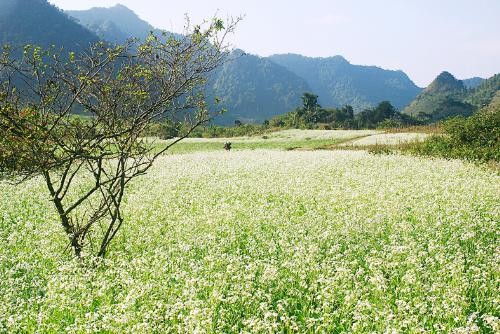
67;4;164;43
465;73;500;108
10;2;475;125
426;71;465;93
0;0;98;51
66;5;311;125
402;71;474;121
484;91;500;111
208;51;312;124
267;54;422;111
462;77;485;89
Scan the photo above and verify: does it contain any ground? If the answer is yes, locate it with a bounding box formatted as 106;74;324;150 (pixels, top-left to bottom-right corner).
0;130;498;333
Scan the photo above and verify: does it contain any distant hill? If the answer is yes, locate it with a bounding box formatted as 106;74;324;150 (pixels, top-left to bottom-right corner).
484;91;500;111
67;4;166;43
0;0;98;51
403;71;474;121
267;54;422;111
8;2;490;126
465;73;500;108
66;6;311;124
462;77;485;89
208;51;312;124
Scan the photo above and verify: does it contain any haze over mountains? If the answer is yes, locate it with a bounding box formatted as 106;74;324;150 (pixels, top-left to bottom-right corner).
64;3;424;123
1;0;497;124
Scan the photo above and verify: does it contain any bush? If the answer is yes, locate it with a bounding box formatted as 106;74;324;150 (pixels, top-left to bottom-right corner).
146;121;181;139
407;107;499;162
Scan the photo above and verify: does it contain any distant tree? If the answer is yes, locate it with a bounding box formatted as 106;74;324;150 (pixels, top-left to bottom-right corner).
298;92;321;124
0;17;240;258
355;101;399;128
301;92;320;111
343;105;354;120
321;105;354;127
373;101;398;122
234;120;243;126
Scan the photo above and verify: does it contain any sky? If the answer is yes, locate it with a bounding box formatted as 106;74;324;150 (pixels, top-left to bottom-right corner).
49;0;500;87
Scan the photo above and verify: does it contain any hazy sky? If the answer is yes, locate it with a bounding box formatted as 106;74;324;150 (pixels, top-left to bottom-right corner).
49;0;499;87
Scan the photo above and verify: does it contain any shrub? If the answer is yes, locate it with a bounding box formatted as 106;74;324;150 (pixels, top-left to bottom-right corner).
407;107;499;162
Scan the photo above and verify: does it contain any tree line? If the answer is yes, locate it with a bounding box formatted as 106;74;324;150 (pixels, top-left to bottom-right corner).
148;92;422;139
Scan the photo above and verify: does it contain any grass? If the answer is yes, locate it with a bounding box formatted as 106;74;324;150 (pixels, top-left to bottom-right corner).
382;124;443;134
0;130;498;333
339;132;430;147
155;129;380;154
163;137;356;154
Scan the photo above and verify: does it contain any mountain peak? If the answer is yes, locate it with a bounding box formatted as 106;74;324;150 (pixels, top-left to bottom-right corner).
403;71;473;120
109;4;138;16
462;77;485;89
435;71;458;84
112;4;129;9
328;55;349;64
67;4;154;43
0;0;98;50
427;71;465;93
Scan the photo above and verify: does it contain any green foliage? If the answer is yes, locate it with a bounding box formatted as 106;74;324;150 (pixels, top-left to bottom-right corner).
355;101;420;129
407;106;500;162
296;92;321;124
355;101;398;128
321;105;354;127
300;92;320;111
146;121;181;139
465;73;500;108
267;98;419;130
376;118;407;129
0;104;47;175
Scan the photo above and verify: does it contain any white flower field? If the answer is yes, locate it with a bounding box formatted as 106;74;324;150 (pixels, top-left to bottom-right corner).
341;133;430;147
0;135;499;332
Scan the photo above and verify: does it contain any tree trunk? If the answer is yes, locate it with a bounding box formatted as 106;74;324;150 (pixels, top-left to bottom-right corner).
44;172;82;257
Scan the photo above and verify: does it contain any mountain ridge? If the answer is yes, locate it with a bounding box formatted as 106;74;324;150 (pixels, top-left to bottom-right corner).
0;0;99;51
268;53;422;112
66;4;159;43
462;77;485;89
2;1;495;125
207;50;312;124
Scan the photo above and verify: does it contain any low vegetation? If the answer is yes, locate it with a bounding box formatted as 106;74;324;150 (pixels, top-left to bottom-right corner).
155;129;379;154
1;150;498;332
405;107;499;163
0;3;498;332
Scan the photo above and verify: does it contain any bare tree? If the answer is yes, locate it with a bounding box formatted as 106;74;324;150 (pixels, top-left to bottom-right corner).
0;17;239;258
